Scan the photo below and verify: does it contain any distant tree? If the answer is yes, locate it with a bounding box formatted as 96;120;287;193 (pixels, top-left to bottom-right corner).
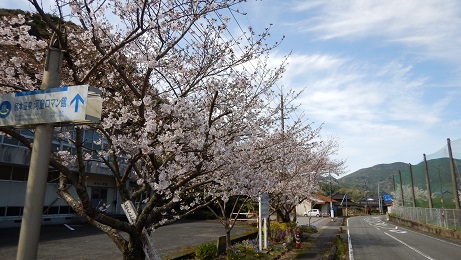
337;188;364;203
318;181;341;196
391;185;427;207
267;128;344;222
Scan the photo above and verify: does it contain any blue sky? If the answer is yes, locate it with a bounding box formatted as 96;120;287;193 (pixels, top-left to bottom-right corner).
2;0;461;176
240;0;461;176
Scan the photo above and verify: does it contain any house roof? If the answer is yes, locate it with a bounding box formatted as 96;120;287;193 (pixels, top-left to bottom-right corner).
332;193;351;200
307;194;337;204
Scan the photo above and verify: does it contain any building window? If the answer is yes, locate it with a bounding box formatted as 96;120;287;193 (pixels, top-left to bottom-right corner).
59;206;71;214
6;207;22;216
47;171;60;183
0;207;5;216
2;135;19;146
91;187;108;210
0;165;12;180
11;167;28;181
44;206;60;215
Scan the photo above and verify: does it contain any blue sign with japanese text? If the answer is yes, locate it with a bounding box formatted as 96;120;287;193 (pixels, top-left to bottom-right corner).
0;85;101;127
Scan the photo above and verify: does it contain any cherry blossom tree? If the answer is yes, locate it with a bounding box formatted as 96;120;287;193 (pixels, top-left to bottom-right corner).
203;132;285;249
266;123;344;222
201;111;344;248
392;185;428;207
1;0;286;258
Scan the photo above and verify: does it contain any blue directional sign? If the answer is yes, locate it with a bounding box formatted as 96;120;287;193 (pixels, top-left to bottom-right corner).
0;85;102;127
383;194;392;203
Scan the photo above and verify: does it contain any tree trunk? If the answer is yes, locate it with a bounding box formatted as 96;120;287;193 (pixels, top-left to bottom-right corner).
122;238;145;260
225;225;232;249
123;248;145;260
276;209;290;223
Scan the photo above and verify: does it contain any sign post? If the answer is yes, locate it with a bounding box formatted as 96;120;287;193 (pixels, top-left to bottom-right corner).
15;39;63;260
9;39;102;260
259;193;269;251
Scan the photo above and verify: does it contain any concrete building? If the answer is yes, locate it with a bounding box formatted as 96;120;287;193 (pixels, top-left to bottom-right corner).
296;194;337;217
0;128;122;228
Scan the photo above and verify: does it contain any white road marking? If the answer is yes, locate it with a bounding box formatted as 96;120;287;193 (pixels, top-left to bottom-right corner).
384;232;435;260
347;218;354;260
398;226;461;248
64;224;75;231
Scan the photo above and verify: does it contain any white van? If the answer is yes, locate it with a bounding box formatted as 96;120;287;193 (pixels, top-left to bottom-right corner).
303;209;320;217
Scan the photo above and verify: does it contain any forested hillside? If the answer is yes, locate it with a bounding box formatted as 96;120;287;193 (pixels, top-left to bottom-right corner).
338;162;407;194
338;158;461;196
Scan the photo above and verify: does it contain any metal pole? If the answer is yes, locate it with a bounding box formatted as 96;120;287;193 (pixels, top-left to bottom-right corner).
258;195;262;251
447;138;460;209
399;170;405;206
409;163;416;207
364;181;368;214
17;39;62;260
345;193;348;217
263;217;268;249
329;172;334;220
392;175;396;192
378;182;381;214
423;154;433;208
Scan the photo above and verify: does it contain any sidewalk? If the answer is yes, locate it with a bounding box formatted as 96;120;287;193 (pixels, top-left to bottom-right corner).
296;217;345;259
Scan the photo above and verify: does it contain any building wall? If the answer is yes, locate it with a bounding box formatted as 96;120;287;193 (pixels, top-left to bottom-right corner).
296;200;313;216
0;131;122;228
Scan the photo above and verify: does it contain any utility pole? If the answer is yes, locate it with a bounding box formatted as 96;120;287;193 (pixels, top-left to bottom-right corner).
329;172;334;220
364;181;368;214
17;38;62;260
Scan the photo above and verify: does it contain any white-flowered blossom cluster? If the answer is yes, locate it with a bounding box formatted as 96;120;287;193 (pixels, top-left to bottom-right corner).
0;13;47;92
0;1;343;256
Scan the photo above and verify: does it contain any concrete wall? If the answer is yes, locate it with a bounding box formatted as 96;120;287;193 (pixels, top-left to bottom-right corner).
389;215;461;241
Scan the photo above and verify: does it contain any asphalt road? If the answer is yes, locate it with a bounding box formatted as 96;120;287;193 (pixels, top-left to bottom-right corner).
348;215;461;260
0;220;253;259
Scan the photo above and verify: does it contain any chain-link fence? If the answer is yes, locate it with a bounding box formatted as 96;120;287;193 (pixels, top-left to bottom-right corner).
392;138;461;210
390;206;461;231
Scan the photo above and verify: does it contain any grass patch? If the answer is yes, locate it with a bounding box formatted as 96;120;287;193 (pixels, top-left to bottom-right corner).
334;235;347;260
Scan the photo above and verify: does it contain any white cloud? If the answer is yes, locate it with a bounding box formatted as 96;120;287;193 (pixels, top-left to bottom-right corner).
269;49;456;173
292;0;461;62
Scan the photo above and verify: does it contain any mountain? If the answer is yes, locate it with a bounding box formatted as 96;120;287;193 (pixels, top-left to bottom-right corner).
338;162;407;194
338;158;461;196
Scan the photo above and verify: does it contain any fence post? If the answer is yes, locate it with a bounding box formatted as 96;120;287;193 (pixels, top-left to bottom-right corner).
399;170;405;206
409;164;416;207
423;154;433;208
447;138;460;210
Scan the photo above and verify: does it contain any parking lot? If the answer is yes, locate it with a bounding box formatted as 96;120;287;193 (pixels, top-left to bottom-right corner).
0;220;253;259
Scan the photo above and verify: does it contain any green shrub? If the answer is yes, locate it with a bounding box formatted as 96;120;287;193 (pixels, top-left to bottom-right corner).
299;225;318;234
195;242;217;260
